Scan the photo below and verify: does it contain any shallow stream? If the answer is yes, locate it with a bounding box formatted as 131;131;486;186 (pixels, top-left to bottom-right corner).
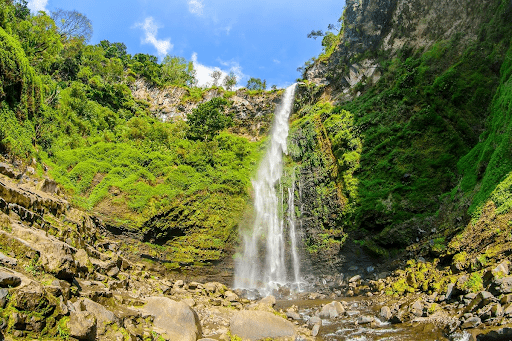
275;298;470;341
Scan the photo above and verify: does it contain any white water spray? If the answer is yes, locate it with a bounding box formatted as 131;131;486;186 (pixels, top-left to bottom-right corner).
234;84;301;293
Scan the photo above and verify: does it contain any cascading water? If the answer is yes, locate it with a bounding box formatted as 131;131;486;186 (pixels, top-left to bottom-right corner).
234;84;301;294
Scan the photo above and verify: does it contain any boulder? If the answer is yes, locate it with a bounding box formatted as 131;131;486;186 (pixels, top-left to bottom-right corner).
141;297;202;341
230;310;296;340
464;291;495;313
492;261;510;278
224;290;239;302
0;271;21;287
461;316;481;329
312;323;321;336
11;225;77;279
410;300;423;317
12;282;54;316
259;295;276;306
79;298;119;335
358;315;375;324
0;288;9;308
494;276;512;294
68;311;97;341
349;275;361;283
318;301;344;319
0;252;17;267
380;306;392;321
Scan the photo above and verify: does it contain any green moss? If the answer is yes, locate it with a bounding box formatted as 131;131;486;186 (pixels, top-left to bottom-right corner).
463;272;484;293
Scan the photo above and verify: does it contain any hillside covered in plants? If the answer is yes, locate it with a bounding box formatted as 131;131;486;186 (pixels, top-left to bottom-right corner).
0;0;285;269
288;0;512;284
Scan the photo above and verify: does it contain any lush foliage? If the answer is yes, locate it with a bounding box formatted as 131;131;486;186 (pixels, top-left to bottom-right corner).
0;0;264;266
294;0;512;253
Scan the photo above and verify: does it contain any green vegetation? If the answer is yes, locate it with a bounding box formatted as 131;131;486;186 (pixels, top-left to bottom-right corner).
0;0;265;266
293;0;512;253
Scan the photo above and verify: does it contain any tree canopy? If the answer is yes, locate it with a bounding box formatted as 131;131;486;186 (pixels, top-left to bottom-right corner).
51;8;93;42
187;98;232;141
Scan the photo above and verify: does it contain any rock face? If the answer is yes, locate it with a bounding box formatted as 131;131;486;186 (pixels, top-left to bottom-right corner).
141;297;202;341
305;0;496;99
230;310;296;340
130;80;282;140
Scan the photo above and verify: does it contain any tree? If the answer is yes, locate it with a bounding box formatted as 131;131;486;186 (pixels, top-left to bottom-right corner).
223;71;237;90
51;9;93;42
187;97;232;141
210;69;222;87
321;31;338;52
15;12;63;72
307;29;323;40
98;40;128;61
161;55;196;87
246;77;266;90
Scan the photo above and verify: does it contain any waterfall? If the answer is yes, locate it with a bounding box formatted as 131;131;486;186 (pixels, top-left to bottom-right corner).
234;84;300;294
288;168;300;284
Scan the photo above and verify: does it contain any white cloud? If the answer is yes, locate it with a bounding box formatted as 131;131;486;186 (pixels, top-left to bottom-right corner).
27;0;48;13
188;0;204;15
192;53;247;88
273;59;281;64
135;17;173;58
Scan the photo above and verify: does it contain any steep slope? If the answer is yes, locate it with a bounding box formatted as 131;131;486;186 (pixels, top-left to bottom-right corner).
289;0;512;270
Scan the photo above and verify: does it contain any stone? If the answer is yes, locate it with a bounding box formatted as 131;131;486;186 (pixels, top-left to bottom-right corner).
494;276;512;294
500;294;512;305
349;275;361;283
345;310;361;317
473;327;512;340
312;323;320;336
74;249;92;274
230;310;296;340
504;303;512;316
68;311;97;341
0;252;17;267
464;291;495;313
12;282;53;315
259;295;276;306
12;226;77;279
461;316;481;329
286;311;301;320
358;315;375;324
174;280;184;288
491;303;504;318
0;271;21;287
141;297;202;341
492;261;510;278
224;290;239;302
380;306;392;321
107;266;120;278
410;300;423;317
308;316;321;327
182;298;196;307
445;283;455;301
79;298;118;335
0;288;9;308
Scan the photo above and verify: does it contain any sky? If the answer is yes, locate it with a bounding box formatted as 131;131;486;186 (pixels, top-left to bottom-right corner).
27;0;346;88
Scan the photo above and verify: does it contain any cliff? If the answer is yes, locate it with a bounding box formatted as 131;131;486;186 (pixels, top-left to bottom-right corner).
287;0;512;274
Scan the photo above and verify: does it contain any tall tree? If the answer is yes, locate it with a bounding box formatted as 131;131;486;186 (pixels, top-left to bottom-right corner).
51;9;93;42
210;69;222;87
187;98;232;141
246;77;266;90
223;71;237;90
161;55;196;87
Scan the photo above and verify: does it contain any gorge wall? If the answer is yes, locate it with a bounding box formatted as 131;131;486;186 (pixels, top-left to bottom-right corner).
285;0;512;276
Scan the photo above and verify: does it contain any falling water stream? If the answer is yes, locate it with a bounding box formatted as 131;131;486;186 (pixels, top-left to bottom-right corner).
234;84;300;294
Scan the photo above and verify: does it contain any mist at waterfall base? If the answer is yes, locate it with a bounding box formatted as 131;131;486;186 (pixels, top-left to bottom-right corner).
234;84;305;297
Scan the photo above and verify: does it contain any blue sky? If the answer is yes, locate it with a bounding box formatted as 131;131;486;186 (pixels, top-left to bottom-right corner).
27;0;345;88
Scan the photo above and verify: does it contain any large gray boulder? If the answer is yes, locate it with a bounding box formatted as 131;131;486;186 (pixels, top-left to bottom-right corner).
68;311;97;341
78;298;119;335
230;310;296;340
141;296;202;341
